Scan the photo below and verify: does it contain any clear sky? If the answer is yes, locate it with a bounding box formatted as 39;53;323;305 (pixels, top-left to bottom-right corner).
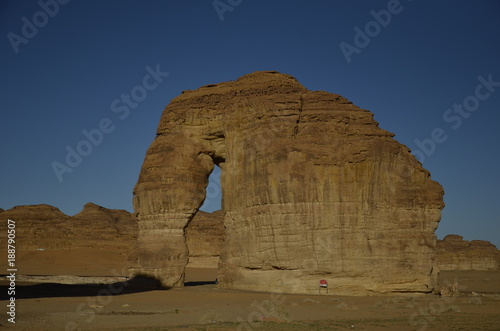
1;0;499;247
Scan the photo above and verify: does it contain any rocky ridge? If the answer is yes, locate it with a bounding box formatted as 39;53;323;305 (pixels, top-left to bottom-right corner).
436;235;500;271
0;203;137;251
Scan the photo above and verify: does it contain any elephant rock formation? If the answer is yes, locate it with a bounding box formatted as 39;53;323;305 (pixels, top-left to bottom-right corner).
130;71;444;295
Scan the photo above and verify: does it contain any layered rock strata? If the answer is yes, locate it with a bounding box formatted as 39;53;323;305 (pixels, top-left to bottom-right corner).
436;235;500;271
0;203;137;251
131;71;444;294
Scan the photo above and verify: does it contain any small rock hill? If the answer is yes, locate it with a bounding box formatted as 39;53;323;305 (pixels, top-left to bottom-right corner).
0;203;137;251
436;235;500;271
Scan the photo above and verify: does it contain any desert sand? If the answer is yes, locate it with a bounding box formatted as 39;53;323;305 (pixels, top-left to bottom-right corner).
1;248;499;330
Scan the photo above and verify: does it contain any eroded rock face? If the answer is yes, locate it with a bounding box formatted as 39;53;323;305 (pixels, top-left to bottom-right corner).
436;235;500;270
131;71;444;294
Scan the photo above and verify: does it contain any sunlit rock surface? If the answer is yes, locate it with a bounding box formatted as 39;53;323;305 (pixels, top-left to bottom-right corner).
130;71;444;294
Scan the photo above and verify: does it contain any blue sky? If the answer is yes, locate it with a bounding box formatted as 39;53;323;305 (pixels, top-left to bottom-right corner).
1;0;499;247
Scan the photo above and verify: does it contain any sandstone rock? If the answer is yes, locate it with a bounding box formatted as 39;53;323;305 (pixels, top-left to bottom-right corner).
0;203;137;251
1;204;67;221
185;210;224;268
74;202;136;223
436;235;500;271
0;204;72;250
131;71;444;294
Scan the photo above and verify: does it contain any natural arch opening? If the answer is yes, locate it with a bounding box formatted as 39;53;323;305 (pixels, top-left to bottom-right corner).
184;164;225;286
200;165;222;213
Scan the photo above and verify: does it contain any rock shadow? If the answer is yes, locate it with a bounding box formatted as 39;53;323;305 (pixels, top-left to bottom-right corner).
0;274;170;300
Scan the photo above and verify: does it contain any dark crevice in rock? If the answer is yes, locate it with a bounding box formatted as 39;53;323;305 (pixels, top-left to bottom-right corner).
293;95;303;138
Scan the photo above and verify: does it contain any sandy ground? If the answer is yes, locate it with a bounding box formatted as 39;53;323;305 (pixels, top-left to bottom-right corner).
1;249;499;330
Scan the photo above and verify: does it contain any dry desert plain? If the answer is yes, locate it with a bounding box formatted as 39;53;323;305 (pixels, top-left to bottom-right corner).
1;248;500;330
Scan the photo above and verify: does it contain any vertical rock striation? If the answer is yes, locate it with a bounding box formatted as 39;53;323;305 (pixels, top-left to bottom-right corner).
131;71;444;294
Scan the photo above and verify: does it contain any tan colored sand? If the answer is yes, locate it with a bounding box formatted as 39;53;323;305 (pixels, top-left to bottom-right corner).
0;249;127;277
1;249;499;330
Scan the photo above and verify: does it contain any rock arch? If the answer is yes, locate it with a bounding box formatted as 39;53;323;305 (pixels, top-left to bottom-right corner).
129;71;444;295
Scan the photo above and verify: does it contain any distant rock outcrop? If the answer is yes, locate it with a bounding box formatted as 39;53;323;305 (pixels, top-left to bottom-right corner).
131;71;445;295
436;235;500;270
0;203;137;251
185;210;225;268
